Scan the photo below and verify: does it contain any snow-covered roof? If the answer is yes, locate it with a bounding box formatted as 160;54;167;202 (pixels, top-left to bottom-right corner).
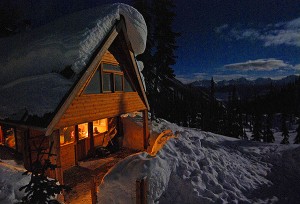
0;3;147;124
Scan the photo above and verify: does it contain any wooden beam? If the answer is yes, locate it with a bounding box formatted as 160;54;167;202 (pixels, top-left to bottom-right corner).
52;130;63;184
89;122;94;156
142;110;149;150
74;125;79;166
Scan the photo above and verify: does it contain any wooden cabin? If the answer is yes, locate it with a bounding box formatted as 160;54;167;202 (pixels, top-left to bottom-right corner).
0;6;149;184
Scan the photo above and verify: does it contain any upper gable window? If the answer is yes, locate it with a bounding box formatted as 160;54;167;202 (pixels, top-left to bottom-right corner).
83;63;135;94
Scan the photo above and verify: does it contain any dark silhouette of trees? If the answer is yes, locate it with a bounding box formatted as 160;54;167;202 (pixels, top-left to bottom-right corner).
263;114;274;143
225;86;243;138
280;114;289;144
252;113;262;141
294;119;300;144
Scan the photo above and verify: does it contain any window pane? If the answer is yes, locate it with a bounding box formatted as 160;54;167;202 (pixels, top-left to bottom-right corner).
103;64;121;72
4;127;15;149
84;70;101;94
60;126;75;145
115;74;123;91
103;73;112;92
124;76;134;92
93;119;108;134
78;123;89;140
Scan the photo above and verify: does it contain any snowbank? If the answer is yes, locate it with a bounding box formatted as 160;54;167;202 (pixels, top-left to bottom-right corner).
0;3;147;120
0;162;30;204
98;119;300;203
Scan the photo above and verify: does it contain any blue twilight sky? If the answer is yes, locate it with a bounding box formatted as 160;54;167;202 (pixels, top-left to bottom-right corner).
3;0;300;82
173;0;300;83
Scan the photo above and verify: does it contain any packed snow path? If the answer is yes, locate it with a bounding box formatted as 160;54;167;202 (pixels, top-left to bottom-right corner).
98;119;300;204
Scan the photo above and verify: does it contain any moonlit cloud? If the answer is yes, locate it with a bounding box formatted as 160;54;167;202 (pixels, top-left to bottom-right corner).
294;64;300;70
214;24;229;33
221;17;300;47
224;59;292;71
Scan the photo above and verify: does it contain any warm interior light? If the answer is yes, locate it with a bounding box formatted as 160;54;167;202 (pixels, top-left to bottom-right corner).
60;126;75;145
78;123;89;139
93;118;108;134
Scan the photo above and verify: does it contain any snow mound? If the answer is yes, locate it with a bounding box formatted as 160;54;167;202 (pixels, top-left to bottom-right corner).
0;3;147;120
0;163;30;204
98;119;300;204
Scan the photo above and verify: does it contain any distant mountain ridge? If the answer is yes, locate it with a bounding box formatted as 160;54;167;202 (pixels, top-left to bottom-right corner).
191;75;299;88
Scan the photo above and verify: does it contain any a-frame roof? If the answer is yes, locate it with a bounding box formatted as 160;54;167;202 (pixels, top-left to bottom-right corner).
0;3;148;131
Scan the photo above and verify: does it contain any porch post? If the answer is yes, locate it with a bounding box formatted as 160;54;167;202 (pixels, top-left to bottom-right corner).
142;110;150;150
51;130;63;184
74;125;79;166
89;122;95;156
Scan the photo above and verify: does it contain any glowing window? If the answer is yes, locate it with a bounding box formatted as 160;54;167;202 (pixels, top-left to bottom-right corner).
93;119;108;135
78;123;89;140
60;126;75;145
4;127;15;149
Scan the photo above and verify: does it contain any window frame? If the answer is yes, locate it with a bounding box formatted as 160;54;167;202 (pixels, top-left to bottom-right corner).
83;62;135;95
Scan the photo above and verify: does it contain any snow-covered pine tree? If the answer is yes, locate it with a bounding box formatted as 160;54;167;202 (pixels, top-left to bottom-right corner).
280;114;289;144
294;119;300;144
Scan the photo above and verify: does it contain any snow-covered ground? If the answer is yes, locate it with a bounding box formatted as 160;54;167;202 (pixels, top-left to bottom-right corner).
1;119;299;203
0;161;30;203
98;119;300;204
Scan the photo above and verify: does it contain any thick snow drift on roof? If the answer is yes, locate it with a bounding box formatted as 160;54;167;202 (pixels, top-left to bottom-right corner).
0;3;147;120
98;119;300;203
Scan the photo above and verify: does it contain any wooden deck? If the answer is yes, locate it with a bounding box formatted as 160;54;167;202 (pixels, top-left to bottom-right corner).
63;148;139;203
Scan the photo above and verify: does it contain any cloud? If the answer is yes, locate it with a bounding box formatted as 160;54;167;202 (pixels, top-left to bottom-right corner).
224;59;292;71
214;24;229;33
294;64;300;70
220;17;300;47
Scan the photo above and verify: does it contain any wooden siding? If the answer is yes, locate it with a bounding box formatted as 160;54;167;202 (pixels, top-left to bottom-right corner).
101;51;118;65
56;92;146;129
60;143;76;171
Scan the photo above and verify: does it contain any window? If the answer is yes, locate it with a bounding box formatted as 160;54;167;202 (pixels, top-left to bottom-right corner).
93;118;108;135
60;126;75;145
0;126;16;149
83;63;135;94
78;123;89;140
103;73;113;92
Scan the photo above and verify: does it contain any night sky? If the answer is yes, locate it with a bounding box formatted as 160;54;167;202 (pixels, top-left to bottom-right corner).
5;0;300;82
172;0;300;83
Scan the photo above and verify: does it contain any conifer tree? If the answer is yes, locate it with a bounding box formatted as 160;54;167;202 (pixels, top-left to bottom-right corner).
263;114;274;143
20;139;70;203
294;119;300;144
280;114;289;144
152;0;179;78
252;113;262;141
